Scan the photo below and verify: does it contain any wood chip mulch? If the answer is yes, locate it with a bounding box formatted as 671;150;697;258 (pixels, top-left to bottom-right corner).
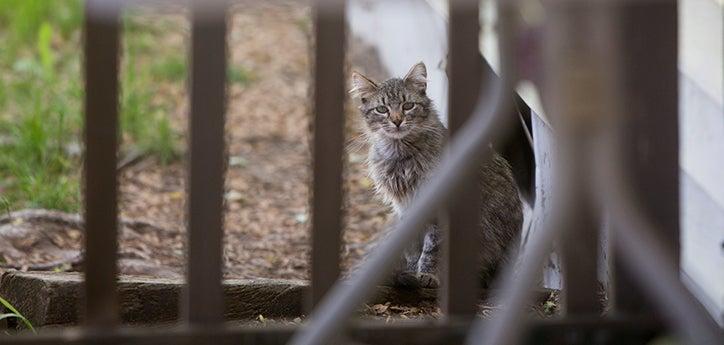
1;0;390;283
0;1;561;321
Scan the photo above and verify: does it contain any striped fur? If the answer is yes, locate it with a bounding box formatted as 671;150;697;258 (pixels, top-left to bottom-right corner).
351;63;522;288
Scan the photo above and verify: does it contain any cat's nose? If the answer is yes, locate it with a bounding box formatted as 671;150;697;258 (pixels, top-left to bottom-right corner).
391;118;403;127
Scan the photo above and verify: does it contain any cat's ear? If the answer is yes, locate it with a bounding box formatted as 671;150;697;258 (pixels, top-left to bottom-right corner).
350;71;378;103
403;62;427;93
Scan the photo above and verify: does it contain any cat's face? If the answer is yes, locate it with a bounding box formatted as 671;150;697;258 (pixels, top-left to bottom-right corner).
351;62;435;140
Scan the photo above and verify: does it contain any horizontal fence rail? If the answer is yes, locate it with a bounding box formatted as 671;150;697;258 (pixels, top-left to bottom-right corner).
1;1;722;345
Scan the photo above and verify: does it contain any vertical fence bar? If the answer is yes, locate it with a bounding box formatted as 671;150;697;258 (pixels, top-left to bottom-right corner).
83;0;122;328
309;0;346;309
543;1;613;315
184;0;228;326
598;148;723;345
559;178;601;314
560;201;601;314
442;0;483;317
611;0;679;315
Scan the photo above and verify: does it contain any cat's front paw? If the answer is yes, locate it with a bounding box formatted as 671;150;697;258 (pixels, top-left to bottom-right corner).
416;272;439;289
391;271;439;289
392;271;421;288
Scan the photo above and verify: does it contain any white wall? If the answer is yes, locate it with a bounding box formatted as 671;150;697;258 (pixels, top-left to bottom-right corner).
678;0;724;326
347;0;449;125
348;0;724;324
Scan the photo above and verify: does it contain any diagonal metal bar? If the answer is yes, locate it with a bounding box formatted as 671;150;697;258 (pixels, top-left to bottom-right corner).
309;0;347;309
542;0;619;316
464;187;565;345
594;136;724;345
290;8;517;345
184;0;228;327
83;0;122;329
291;73;515;345
466;1;614;338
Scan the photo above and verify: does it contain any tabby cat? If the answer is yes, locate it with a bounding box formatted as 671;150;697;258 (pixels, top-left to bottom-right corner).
350;62;523;288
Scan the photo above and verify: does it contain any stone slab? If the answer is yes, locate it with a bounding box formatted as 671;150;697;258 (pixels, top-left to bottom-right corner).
0;271;552;327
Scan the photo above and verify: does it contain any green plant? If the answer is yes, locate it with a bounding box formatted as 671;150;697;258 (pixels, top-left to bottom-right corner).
0;10;82;211
0;196;11;216
120;15;180;164
0;0;82;56
0;2;256;211
0;296;36;333
0;0;85;211
152;55;187;82
36;22;55;80
228;65;252;85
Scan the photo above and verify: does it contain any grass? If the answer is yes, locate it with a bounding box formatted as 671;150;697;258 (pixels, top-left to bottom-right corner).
151;55;187;82
0;2;251;212
121;13;183;165
0;0;84;211
228;65;252;85
0;295;35;333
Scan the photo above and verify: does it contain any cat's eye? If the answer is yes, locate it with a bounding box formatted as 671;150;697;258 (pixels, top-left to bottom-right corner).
375;106;389;114
402;102;415;111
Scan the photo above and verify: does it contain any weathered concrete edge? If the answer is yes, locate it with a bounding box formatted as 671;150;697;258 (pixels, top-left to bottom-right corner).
0;271;553;327
0;272;437;327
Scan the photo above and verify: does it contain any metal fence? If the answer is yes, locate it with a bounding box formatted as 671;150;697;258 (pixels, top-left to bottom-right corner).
2;0;722;344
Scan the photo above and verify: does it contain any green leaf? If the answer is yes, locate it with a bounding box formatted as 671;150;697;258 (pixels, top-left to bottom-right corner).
0;313;20;322
37;22;55;79
227;66;251;85
0;296;36;333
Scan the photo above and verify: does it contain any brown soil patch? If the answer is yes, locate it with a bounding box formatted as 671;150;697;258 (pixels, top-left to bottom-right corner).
115;1;389;280
0;2;563;323
0;1;388;281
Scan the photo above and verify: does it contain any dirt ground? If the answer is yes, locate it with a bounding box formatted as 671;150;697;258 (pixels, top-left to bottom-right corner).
0;2;563;323
1;1;390;281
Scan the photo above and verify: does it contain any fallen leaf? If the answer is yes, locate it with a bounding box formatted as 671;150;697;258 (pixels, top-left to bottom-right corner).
225;190;244;202
294;212;308;224
229;155;248;167
359;177;374;189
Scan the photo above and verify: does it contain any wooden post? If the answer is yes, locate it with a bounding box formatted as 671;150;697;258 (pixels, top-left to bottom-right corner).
610;0;679;315
184;0;228;328
542;0;619;315
83;0;122;328
309;0;347;309
441;0;484;318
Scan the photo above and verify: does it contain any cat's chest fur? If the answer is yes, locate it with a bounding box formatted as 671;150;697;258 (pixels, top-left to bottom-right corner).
367;135;443;214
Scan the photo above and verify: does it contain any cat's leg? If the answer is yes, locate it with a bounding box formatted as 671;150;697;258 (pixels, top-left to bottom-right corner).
416;224;441;288
388;208;426;288
390;239;423;287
